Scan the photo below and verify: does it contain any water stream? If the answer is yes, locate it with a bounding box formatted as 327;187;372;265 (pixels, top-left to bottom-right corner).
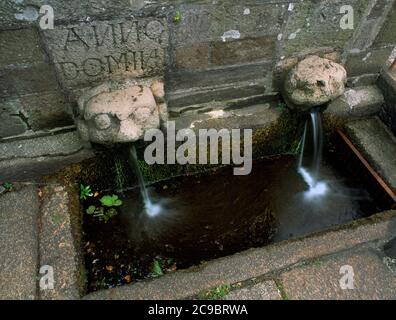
129;144;161;217
298;110;328;199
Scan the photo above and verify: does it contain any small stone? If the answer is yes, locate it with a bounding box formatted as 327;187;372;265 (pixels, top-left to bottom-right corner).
284;55;347;111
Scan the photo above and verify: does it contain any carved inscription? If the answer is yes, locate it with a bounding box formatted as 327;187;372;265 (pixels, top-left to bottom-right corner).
42;19;168;89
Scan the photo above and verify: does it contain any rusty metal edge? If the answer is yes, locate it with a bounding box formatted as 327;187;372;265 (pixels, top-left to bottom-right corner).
336;128;396;209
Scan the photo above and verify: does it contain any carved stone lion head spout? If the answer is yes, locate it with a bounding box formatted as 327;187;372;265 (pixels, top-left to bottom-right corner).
76;78;167;145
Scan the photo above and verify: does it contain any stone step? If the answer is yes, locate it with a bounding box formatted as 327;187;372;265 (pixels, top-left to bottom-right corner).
174;103;284;132
39;182;83;300
324;85;384;119
344;117;396;192
378;69;396;135
0;130;94;182
0;185;40;300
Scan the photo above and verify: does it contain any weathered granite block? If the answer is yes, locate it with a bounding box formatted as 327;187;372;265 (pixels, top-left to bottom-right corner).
175;43;209;70
0;28;46;68
0;91;74;137
0;63;59;98
0;0;147;29
373;1;396;48
0;100;28;138
42;18;169;91
281;0;370;57
345;47;395;77
20;91;74;131
378;70;396;135
325;85;384;119
211;36;276;66
171;3;285;46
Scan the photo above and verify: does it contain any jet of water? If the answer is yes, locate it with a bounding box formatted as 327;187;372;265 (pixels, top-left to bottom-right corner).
298;167;328;199
298;110;327;199
129;144;161;217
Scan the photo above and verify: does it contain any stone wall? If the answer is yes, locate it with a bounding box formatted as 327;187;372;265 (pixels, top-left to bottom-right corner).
0;0;395;139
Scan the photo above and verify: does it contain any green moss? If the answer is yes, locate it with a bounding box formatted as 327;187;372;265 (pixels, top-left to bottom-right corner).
274;280;290;300
173;10;182;24
133;110;302;183
252;110;303;158
113;156;127;194
198;284;231;300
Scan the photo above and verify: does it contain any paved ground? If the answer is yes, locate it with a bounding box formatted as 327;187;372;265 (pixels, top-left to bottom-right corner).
0;185;39;299
0;130;94;182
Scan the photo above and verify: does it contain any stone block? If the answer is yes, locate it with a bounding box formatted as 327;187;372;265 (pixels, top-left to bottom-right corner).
281;0;371;57
373;1;396;47
347;74;379;87
224;281;282;300
168;61;272;92
168;83;268;111
175;43;209;70
345;117;396;192
0;63;59;98
0;100;28;138
0;186;39;300
39;184;82;300
171;3;285;46
378;70;396;137
325;85;384;119
42;18;169;91
0;28;46;68
0;131;84;161
345;47;395;77
0;0;147;29
0;149;94;182
280;249;396;299
211;36;276;66
19;91;74;131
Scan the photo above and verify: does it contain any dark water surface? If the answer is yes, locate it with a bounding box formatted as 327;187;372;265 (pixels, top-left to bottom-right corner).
83;154;383;291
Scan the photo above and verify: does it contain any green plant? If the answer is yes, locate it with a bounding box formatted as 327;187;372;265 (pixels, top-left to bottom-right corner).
80;184;93;200
86;205;118;223
86;194;123;223
113;157;127;194
200;284;231;300
274;280;289;300
275;102;288;110
152;260;163;276
173;10;182;24
2;182;13;192
50;214;63;224
100;194;123;207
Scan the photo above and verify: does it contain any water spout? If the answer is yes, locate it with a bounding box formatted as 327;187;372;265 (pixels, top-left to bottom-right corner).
129;144;161;217
298;110;327;199
298;121;307;168
310;111;323;181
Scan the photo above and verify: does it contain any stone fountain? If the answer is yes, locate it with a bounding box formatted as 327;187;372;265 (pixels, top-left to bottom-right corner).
283;55;347;111
76;78;167;145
